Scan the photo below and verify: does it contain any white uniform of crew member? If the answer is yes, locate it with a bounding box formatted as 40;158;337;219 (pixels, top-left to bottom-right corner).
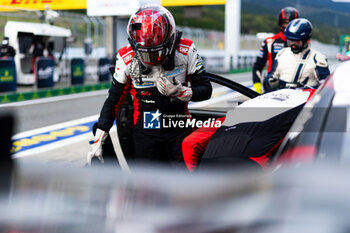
264;18;330;92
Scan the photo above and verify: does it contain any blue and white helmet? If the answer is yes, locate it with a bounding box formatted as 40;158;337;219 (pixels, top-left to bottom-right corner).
284;18;312;42
284;18;312;53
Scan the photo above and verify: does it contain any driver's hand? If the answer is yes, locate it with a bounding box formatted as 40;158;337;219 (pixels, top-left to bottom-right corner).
157;75;181;97
87;128;108;166
157;76;193;101
174;84;193;101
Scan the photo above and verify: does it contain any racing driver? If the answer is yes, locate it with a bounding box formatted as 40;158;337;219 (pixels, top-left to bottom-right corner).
87;5;212;169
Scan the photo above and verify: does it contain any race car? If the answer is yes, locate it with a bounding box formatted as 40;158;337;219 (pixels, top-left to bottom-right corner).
182;88;315;172
183;61;350;172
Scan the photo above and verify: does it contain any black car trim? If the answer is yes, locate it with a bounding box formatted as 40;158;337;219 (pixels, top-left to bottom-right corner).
206;72;260;99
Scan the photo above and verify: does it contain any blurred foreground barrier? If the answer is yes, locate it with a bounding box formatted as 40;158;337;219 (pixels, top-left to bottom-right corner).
71;58;85;85
0;111;14;194
98;57;110;82
0;58;16;92
36;57;54;88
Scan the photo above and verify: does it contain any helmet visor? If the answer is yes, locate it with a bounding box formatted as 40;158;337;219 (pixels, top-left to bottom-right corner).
137;46;169;66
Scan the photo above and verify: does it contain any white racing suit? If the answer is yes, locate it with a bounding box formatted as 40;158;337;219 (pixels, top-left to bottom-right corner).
95;38;212;168
264;46;330;92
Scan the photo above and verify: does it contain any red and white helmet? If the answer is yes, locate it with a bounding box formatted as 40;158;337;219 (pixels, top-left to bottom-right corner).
127;5;176;66
278;6;299;31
